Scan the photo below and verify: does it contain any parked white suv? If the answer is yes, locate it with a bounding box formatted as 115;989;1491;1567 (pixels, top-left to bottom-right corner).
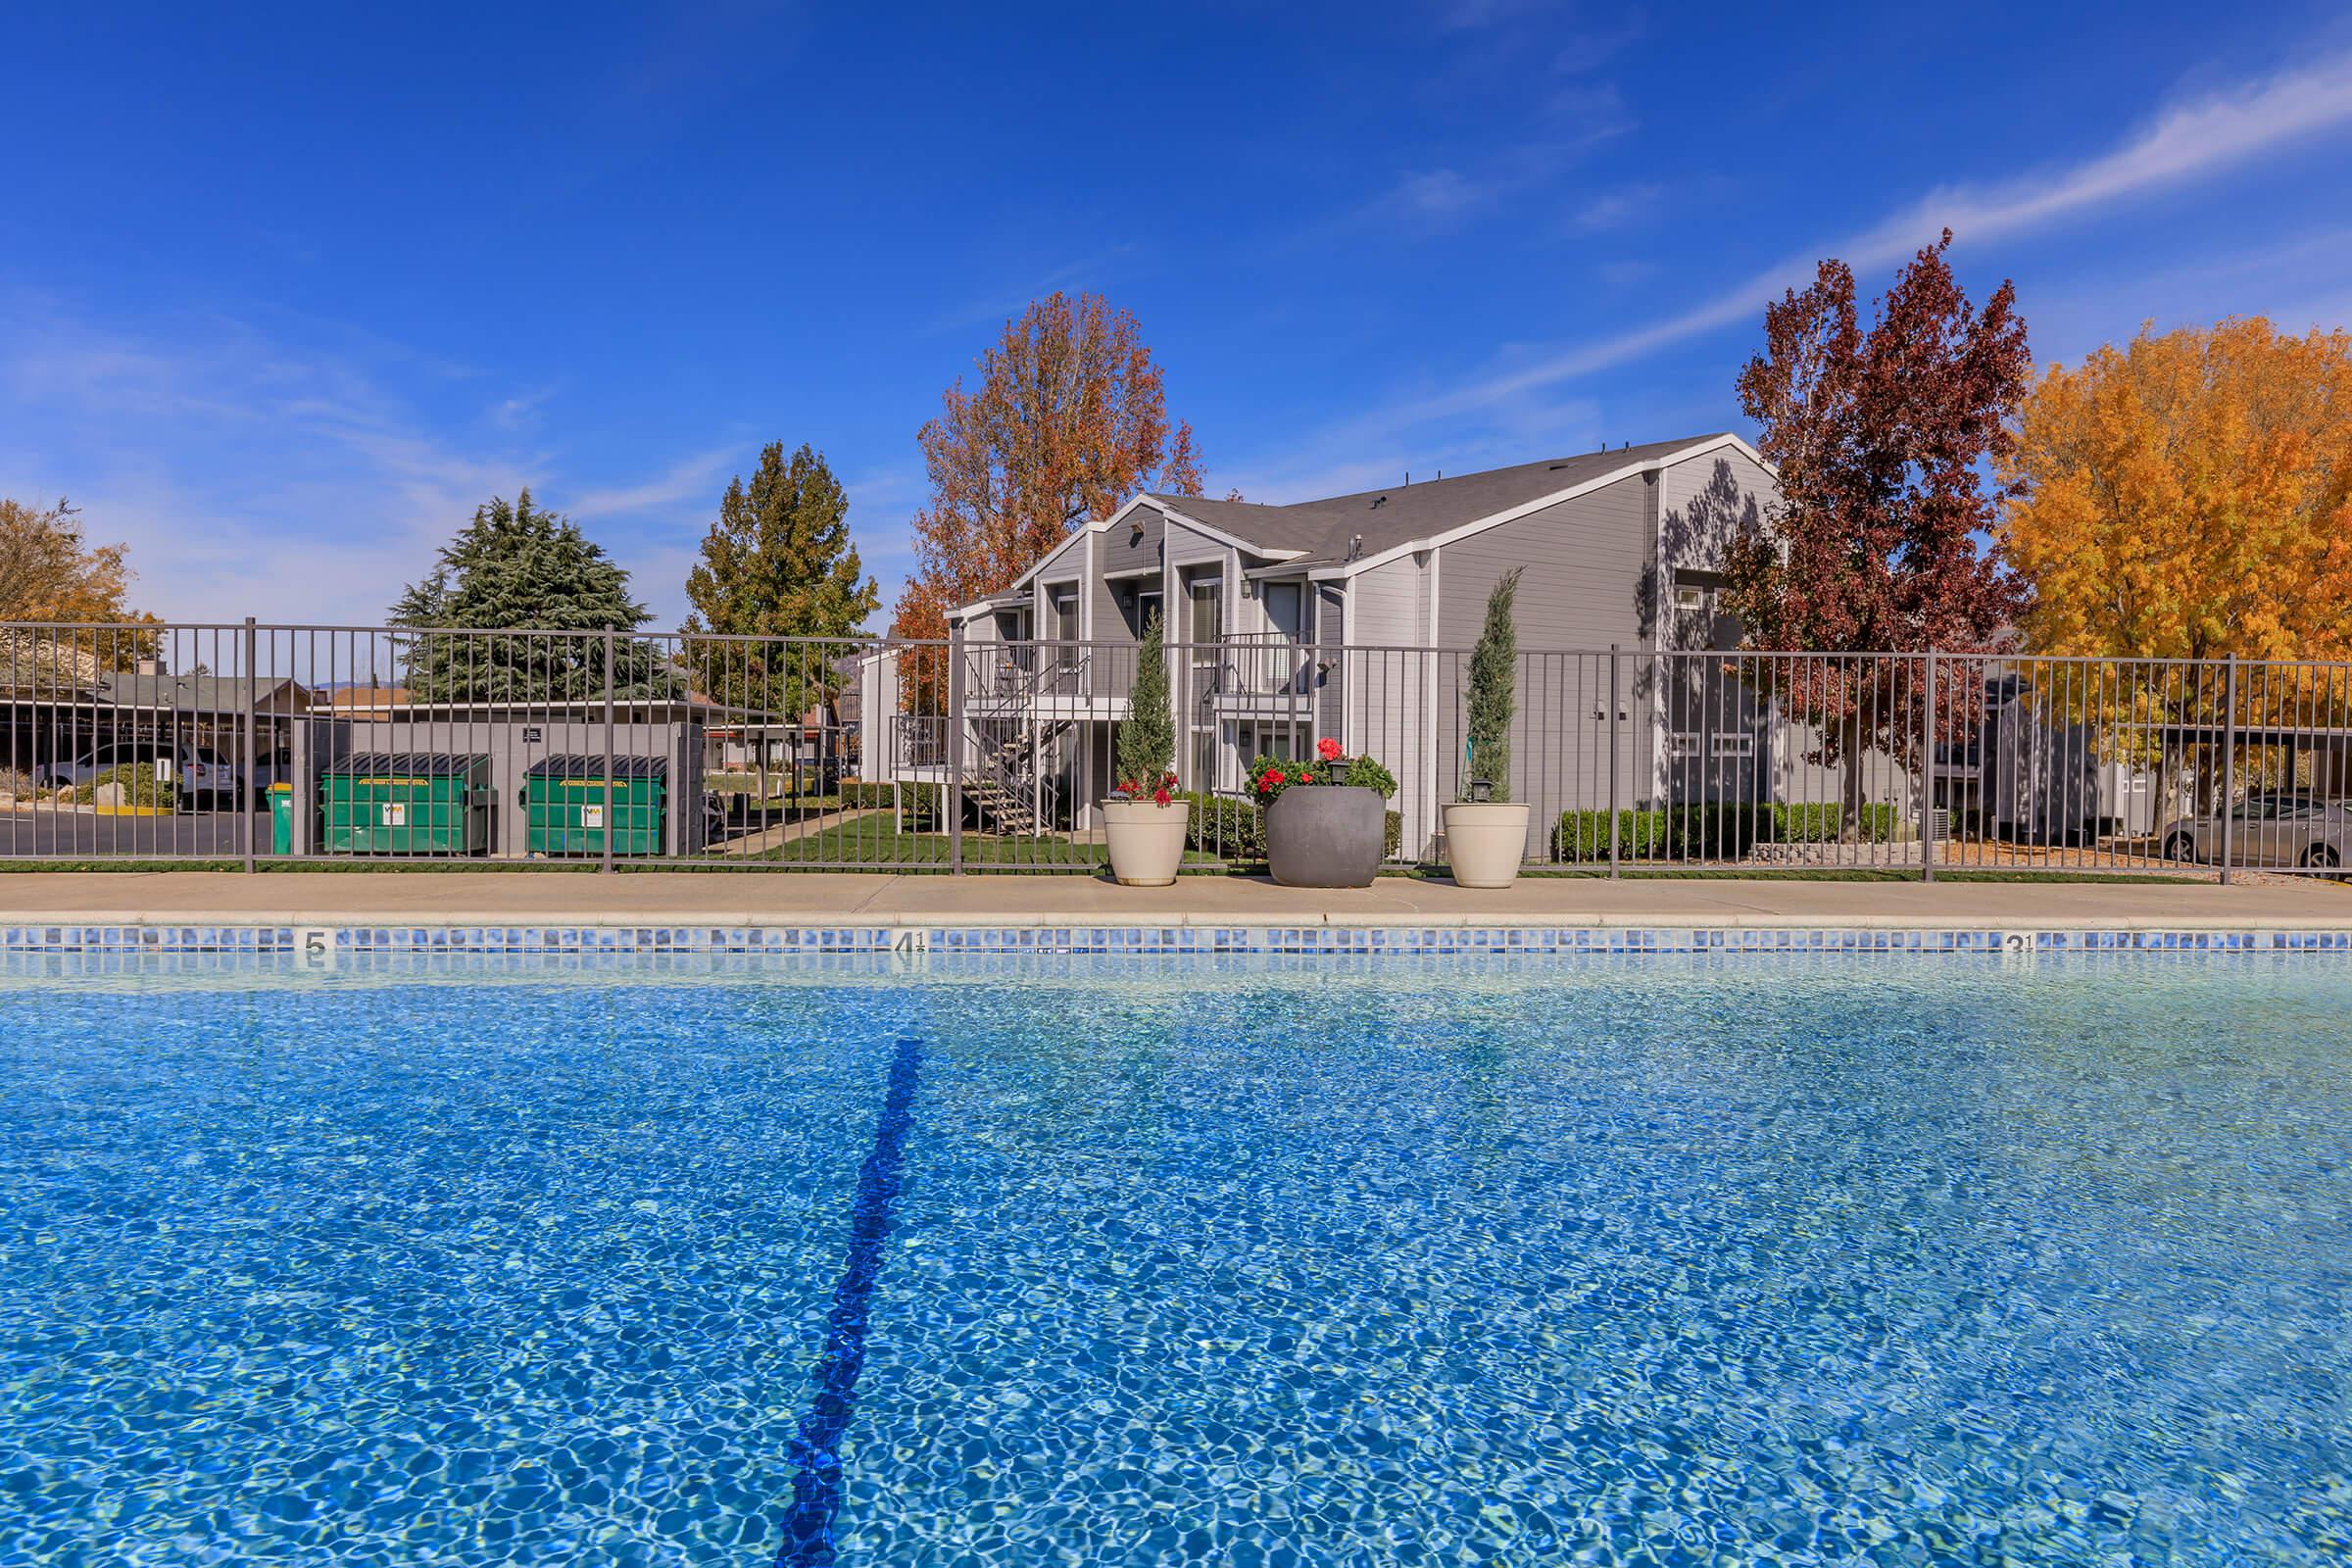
32;741;247;809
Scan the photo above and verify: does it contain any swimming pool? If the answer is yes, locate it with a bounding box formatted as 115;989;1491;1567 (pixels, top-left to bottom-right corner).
3;951;2348;1565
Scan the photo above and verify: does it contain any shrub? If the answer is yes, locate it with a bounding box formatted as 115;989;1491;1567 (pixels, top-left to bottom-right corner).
1345;754;1398;799
1551;808;1668;861
1384;808;1404;861
1250;742;1398;806
1762;803;1912;843
1183;792;1263;860
1550;805;1760;861
74;762;176;810
1672;805;1759;859
1;767;34;800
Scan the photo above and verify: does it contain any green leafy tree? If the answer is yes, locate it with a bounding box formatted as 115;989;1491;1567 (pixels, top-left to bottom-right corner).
1462;568;1522;800
1114;611;1176;792
683;442;879;721
392;490;661;703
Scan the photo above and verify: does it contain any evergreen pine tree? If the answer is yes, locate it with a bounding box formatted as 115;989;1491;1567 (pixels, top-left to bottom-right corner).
1463;568;1522;801
683;442;879;719
391;490;658;702
1115;610;1177;794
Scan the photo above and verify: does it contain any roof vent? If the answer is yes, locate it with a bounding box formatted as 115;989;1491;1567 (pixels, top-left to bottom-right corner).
1370;495;1387;510
1347;533;1364;561
1548;463;1568;470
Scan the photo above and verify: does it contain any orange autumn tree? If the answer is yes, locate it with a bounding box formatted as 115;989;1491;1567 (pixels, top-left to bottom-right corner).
891;293;1203;667
1999;318;2352;662
0;498;158;682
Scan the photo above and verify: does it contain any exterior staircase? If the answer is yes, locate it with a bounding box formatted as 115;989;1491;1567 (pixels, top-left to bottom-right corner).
960;654;1085;837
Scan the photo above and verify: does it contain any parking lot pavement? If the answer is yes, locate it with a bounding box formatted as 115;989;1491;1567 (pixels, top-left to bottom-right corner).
0;808;272;860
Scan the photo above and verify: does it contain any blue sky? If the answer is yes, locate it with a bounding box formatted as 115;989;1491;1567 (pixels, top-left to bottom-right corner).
8;1;2352;628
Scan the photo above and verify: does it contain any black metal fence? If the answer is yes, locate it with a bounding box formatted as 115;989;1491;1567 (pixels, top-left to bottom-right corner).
5;620;2348;878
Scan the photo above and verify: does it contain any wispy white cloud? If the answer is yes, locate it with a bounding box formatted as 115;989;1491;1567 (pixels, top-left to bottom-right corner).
922;244;1140;336
565;446;736;518
1567;181;1664;232
0;290;725;625
1253;47;2352;480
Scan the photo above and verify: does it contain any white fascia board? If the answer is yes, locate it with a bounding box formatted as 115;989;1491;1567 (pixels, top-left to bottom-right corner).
1146;499;1285;559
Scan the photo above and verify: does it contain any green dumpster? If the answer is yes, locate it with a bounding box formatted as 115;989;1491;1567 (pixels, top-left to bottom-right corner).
523;755;667;857
320;753;493;855
268;781;294;856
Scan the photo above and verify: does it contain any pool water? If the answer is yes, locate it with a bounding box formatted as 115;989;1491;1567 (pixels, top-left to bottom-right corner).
2;954;2348;1565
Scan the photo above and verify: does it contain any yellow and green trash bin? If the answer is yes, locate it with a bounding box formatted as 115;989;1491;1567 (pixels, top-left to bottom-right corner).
319;753;494;855
522;755;667;857
268;781;295;855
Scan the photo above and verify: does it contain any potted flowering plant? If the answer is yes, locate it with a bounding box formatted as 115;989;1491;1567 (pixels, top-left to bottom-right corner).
1102;612;1190;885
1443;569;1531;887
1252;735;1394;888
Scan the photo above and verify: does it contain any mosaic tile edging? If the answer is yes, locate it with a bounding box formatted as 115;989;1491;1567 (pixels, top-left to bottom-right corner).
5;923;2352;955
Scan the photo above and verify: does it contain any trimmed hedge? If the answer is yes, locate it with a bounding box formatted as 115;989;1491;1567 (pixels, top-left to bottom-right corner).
1183;792;1263;860
1554;802;1915;860
839;780;941;829
1550;805;1757;861
1763;803;1909;843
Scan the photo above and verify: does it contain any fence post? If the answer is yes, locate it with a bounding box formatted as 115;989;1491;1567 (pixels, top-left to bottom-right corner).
242;615;258;874
947;625;966;876
1606;643;1621;880
601;625;615;875
1920;647;1936;885
2217;654;2238;886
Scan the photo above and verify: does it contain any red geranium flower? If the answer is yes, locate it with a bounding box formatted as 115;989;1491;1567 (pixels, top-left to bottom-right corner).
1317;737;1344;762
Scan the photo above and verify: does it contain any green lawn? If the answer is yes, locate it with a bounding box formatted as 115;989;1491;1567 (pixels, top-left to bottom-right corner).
750;819;1226;871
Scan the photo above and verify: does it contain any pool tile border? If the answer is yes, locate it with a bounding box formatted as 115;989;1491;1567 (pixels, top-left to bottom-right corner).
4;922;2352;955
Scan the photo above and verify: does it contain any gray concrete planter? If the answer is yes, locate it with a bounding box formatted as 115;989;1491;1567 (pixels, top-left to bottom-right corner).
1265;785;1385;888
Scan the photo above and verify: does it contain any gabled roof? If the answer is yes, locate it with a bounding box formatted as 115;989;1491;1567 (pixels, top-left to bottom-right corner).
98;671;313;714
1147;434;1752;571
949;432;1767;615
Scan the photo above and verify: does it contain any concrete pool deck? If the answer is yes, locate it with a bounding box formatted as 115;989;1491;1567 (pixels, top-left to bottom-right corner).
4;869;2349;931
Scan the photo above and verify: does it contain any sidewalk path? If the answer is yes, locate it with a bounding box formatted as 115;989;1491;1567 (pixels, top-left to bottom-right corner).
4;870;2348;930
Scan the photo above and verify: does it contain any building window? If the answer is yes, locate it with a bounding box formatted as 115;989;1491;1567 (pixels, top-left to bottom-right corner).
1671;583;1708;612
1667;733;1699;759
1262;581;1303;640
1710;732;1755;758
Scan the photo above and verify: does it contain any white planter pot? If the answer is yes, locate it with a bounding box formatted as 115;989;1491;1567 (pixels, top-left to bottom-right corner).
1443;802;1532;889
1102;798;1191;886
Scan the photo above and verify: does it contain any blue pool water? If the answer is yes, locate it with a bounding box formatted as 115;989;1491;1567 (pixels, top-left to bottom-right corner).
2;953;2349;1566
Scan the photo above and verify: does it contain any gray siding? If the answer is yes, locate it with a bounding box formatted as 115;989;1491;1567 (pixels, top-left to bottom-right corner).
1433;472;1653;652
1093;504;1165;643
1657;449;1772;575
1426;474;1655;839
1342;557;1439;856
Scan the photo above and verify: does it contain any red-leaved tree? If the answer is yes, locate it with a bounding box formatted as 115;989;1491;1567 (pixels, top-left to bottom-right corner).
1721;229;2032;834
891;293;1202;669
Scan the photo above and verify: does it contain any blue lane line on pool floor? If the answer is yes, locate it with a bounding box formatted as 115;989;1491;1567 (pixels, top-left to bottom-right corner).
778;1034;925;1568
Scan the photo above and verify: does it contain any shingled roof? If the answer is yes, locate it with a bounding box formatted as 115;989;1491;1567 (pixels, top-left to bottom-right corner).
1148;434;1733;568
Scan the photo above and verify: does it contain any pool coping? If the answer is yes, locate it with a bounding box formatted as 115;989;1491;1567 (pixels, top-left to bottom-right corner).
6;920;2352;955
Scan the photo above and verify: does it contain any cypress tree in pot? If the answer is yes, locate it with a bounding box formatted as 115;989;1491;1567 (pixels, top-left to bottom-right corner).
1102;611;1189;885
1444;568;1532;887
